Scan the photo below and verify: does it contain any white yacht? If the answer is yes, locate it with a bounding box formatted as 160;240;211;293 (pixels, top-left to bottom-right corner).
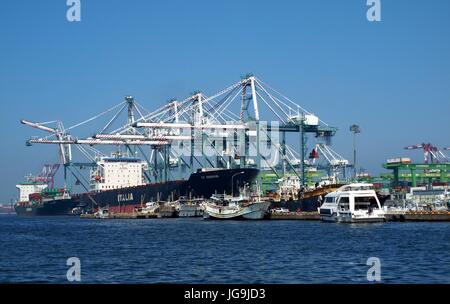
318;183;385;223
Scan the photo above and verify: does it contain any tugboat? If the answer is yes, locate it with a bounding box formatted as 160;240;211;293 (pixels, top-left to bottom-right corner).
318;183;385;223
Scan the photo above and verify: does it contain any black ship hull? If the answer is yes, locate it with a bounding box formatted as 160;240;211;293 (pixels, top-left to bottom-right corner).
14;199;78;216
72;168;260;213
270;197;322;212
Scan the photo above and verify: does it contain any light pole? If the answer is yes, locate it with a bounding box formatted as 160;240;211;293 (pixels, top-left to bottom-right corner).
349;124;361;179
231;171;245;197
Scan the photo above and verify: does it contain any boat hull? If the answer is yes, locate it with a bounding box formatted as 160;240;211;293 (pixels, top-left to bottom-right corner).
270;184;344;212
319;209;386;223
14;199;77;216
338;217;386;223
178;204;204;217
337;212;386;223
204;201;270;220
270;197;321;212
186;168;260;198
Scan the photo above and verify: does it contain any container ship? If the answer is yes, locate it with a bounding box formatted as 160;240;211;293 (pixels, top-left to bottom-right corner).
70;154;260;214
14;178;76;216
15;156;259;215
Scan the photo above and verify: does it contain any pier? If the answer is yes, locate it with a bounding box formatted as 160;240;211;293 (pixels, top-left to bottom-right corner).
269;211;450;222
268;211;320;220
80;212;158;219
79;210;450;221
270;211;450;222
385;211;450;222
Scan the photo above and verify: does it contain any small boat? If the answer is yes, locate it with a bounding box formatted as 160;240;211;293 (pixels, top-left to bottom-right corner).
271;207;290;214
270;175;346;212
157;202;179;218
94;208;110;219
137;201;160;214
176;197;205;217
318;183;385;223
203;194;270;220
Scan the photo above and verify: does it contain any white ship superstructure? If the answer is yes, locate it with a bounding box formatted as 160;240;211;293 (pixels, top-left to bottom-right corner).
16;176;48;203
90;153;148;192
277;175;301;200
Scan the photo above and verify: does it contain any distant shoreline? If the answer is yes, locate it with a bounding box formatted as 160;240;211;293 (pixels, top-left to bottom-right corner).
0;204;14;214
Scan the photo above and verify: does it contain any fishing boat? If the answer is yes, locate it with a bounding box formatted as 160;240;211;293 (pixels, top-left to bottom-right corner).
318;183;385;223
203;194;270;220
268;175;346;212
175;197;205;217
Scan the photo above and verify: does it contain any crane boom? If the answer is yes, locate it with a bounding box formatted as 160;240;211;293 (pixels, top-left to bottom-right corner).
133;122;245;129
93;134;191;141
21;120;57;133
404;144;423;150
404;142;448;163
21;119;71;165
315;144;349;166
27;138;169;146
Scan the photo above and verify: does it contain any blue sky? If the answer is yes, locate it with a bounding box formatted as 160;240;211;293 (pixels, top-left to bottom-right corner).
1;0;449;202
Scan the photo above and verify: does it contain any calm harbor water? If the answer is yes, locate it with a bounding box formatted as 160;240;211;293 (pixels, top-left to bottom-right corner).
0;214;449;283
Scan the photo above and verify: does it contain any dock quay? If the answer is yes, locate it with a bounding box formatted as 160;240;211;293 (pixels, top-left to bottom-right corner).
269;211;320;220
270;210;450;222
158;206;178;218
79;210;450;221
80;212;158;219
385;211;450;222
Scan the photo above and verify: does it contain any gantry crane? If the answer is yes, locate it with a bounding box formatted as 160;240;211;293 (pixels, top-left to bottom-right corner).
21;75;338;190
30;164;60;188
404;143;448;164
309;143;350;182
